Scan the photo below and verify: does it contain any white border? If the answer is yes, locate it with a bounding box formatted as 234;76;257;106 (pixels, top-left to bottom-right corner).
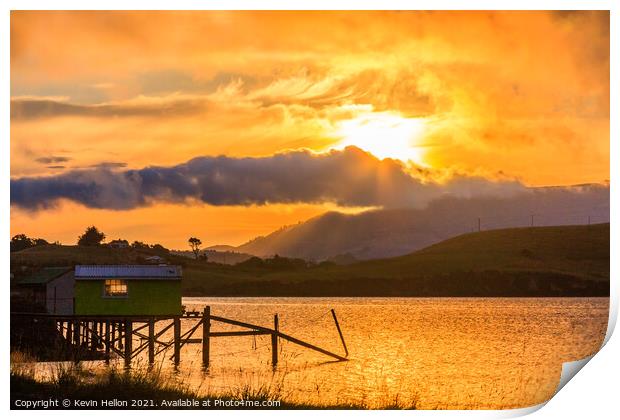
2;2;617;420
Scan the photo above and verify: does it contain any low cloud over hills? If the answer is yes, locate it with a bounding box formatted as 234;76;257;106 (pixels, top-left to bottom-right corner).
235;184;609;260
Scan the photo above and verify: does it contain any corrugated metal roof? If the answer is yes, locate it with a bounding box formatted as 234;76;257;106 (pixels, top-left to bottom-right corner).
75;265;182;280
18;267;72;285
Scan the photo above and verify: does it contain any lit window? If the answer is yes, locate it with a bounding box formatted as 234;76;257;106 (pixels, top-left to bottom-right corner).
104;279;128;297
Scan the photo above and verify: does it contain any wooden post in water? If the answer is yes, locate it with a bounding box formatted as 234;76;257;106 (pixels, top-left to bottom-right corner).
148;317;155;364
173;316;181;365
271;313;279;368
331;309;349;358
202;306;210;367
104;321;110;362
124;319;132;367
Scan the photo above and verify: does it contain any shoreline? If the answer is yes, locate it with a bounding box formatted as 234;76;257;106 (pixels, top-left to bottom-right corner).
10;369;413;410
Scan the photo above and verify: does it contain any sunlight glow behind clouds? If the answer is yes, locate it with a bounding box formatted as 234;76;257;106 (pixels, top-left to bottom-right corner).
333;112;428;165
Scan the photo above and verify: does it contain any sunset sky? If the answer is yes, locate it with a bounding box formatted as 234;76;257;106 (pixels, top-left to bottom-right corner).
10;11;609;248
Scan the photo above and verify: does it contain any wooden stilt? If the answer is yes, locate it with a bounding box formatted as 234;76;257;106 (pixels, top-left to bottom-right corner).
66;321;72;344
173;316;181;365
272;314;279;368
105;321;110;362
74;321;80;347
148;317;155;364
202;306;210;367
124;319;132;367
90;321;97;351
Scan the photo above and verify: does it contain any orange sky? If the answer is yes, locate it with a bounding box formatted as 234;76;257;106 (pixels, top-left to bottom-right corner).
10;11;610;248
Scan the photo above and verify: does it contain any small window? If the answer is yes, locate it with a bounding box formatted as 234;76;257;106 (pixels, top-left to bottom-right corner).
104;279;128;297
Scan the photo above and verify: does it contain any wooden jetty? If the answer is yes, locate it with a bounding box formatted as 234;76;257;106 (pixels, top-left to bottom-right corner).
11;306;348;367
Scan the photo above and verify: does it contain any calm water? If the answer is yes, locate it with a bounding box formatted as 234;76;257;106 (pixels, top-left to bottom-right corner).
28;297;609;409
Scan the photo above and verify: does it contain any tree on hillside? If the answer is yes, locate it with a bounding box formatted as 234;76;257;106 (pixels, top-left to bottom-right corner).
11;234;33;252
188;237;202;259
11;234;50;252
151;243;170;254
78;226;106;246
131;240;149;249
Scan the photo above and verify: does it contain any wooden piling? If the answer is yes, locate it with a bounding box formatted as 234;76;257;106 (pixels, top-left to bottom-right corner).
148;317;155;364
173;316;181;365
124;319;132;367
272;314;279;367
202;306;210;367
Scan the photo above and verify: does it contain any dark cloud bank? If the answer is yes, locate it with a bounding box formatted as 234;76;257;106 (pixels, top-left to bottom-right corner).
35;155;71;164
11;147;609;217
10;98;204;120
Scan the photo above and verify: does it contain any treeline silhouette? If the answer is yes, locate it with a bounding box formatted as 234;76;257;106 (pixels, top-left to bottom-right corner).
236;255;335;270
187;270;608;298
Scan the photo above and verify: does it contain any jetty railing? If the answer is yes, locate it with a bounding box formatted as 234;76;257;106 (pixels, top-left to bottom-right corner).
11;306;349;367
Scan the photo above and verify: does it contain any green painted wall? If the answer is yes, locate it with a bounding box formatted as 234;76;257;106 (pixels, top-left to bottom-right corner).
74;280;182;315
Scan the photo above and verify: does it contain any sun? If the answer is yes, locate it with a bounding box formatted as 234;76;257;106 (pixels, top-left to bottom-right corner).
333;112;428;165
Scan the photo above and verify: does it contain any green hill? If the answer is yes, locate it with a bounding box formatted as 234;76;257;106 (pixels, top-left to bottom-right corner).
347;223;609;280
10;224;609;297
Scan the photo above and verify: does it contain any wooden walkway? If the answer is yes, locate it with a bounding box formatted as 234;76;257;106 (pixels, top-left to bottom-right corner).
12;307;349;367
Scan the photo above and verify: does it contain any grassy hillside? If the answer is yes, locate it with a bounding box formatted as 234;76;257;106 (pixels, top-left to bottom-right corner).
10;224;609;297
344;223;609;281
11;244;164;267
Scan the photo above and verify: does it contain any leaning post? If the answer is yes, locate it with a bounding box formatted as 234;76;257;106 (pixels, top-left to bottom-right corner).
331;309;349;358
